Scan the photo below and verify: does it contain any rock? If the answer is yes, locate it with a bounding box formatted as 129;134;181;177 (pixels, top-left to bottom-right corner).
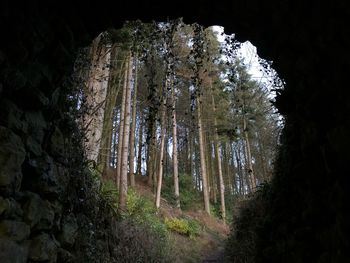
51;200;63;231
22;192;55;230
25;136;42;156
49;126;65;157
0;126;26;195
0;197;5;215
57;214;78;246
0;99;27;134
0;197;23;219
24;110;47;145
38;200;55;230
29;233;58;262
57;248;75;262
0;238;29;263
22;192;42;228
19;87;49;110
0;220;30;241
22;154;67;197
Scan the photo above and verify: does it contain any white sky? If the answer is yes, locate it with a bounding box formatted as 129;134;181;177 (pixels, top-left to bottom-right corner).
211;26;277;94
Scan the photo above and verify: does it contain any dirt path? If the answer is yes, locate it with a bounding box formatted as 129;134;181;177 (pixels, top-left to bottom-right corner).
202;249;225;262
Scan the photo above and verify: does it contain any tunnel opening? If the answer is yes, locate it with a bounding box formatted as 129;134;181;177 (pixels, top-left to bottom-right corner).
75;19;284;212
63;19;285;261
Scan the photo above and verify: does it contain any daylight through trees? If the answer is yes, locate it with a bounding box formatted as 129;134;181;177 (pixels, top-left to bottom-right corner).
78;19;281;220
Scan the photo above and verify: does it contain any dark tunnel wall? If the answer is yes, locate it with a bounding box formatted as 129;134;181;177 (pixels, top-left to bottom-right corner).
1;0;349;262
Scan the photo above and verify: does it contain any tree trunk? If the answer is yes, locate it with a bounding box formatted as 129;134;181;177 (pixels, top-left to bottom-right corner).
211;91;226;222
118;52;133;213
136;114;143;176
197;94;210;215
235;146;244;195
210;142;217;204
99;48;125;177
171;83;180;208
115;57;128;189
155;82;167;209
243;117;256;189
129;54;138;188
84;35;111;163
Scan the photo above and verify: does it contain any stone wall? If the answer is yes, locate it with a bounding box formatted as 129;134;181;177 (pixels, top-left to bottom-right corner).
0;4;121;262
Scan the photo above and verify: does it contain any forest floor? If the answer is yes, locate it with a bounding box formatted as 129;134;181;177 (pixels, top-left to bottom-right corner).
135;176;229;262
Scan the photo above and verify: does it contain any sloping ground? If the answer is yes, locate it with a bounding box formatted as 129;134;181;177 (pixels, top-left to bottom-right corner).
135;176;229;262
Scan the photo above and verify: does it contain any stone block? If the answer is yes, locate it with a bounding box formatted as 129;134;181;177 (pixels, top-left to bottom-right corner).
57;213;78;246
0;238;29;263
0;220;30;241
0;126;26;195
29;233;58;262
22;192;54;230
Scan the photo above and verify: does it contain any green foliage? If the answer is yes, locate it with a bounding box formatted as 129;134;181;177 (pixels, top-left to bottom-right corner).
100;179;119;213
162;174;202;210
126;188;168;237
96;179;173;262
224;182;271;263
164;217;200;239
210;202;222;219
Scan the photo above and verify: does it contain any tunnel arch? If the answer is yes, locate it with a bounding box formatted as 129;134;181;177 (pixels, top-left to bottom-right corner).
1;0;349;261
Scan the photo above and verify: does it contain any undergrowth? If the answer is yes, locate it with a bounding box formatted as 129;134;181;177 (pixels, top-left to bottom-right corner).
224;182;271;263
90;169;174;262
162;174;202;210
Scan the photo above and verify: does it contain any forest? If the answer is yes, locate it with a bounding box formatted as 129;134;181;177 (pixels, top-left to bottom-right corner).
79;21;280;214
71;19;282;261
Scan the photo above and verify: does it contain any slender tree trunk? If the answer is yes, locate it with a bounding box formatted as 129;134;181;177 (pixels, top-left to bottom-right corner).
257;135;268;181
197;94;210;215
129;54;138;188
235;146;244;195
171;83;180;208
243;117;256;189
155;83;167;209
229;143;238;195
188;128;193;178
210;142;217;204
136;114;143;176
195;140;201;191
118;53;133;213
147;125;156;187
111;65;126;169
115;57;128;189
211;91;226;222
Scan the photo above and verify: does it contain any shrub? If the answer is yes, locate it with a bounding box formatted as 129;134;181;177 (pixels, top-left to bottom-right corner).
100;179;119;213
94;178;173;262
165;217;200;239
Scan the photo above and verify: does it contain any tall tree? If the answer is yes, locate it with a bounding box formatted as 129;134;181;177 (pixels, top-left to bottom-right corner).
84;33;112;162
118;52;133;213
129;53;139;188
171;80;180;208
211;86;226;222
155;79;168;209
